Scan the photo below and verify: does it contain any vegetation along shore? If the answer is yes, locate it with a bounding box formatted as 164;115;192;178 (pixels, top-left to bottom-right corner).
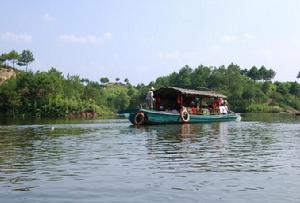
0;50;300;118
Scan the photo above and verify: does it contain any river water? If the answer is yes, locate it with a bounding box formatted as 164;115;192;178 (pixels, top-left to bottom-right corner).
0;114;300;203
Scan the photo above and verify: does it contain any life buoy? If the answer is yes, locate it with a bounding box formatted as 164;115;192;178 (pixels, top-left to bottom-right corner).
180;107;190;123
134;112;145;125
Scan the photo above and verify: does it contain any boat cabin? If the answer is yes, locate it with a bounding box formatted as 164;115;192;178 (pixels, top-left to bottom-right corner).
153;87;228;115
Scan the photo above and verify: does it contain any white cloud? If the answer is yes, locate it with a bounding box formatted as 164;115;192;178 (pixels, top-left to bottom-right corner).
59;33;112;45
59;34;96;44
42;13;55;22
222;35;237;42
244;33;255;40
291;39;300;45
103;32;112;40
221;33;256;42
1;32;32;43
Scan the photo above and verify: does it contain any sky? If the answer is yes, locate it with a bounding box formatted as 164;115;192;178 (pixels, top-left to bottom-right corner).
1;0;300;84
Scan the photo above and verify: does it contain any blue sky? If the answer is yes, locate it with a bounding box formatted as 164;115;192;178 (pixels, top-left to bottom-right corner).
1;0;300;84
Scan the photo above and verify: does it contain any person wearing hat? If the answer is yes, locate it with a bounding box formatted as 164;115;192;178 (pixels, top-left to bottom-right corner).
146;87;155;109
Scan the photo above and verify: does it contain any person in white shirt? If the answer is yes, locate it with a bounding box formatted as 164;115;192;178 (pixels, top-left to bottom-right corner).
146;87;155;109
219;102;228;114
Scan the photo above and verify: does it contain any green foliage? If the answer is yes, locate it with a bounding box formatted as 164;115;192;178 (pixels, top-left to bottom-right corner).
246;104;282;113
17;50;34;71
151;64;298;112
247;66;259;80
245;66;275;81
100;77;109;84
275;82;290;95
0;49;34;70
6;50;19;68
0;78;21;116
265;69;276;81
289;82;300;96
0;49;299;116
0;54;6;65
0;63;136;117
177;65;193;88
124;78;129;83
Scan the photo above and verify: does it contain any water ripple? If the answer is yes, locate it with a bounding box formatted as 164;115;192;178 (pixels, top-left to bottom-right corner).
0;116;300;202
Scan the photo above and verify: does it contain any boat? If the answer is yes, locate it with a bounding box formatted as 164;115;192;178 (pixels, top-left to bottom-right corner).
128;87;240;125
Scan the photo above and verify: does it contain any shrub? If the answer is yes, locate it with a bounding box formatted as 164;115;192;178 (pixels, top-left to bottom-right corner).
246;103;282;113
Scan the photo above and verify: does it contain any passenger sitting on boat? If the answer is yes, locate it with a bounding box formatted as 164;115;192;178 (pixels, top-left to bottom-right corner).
224;100;229;113
212;98;219;109
146;87;155;109
218;98;223;106
191;106;197;114
212;98;220;114
219;102;228;114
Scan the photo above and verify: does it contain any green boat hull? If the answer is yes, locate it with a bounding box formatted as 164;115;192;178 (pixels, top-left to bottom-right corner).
129;108;239;125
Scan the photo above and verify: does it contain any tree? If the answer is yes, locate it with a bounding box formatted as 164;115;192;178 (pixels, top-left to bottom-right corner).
247;66;259;81
80;78;90;85
100;77;109;84
297;71;300;79
7;50;19;68
155;76;170;87
191;65;211;88
290;82;300;96
258;66;268;81
115;77;120;83
265;69;276;81
290;82;300;109
262;81;273;95
0;54;7;65
0;78;21;117
240;68;248;76
177;65;193;87
124;78;131;86
207;66;227;89
275;82;290;95
18;50;34;71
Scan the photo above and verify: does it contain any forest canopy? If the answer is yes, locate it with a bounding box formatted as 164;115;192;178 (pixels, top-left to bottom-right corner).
0;50;300;118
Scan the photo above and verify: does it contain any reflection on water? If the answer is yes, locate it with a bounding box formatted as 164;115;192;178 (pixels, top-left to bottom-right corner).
0;114;300;203
242;113;300;123
130;122;277;173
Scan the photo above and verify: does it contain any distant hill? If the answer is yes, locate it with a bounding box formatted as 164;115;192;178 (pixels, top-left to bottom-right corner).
0;66;19;85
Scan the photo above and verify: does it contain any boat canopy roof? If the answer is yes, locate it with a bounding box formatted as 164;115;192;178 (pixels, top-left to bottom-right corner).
154;87;227;98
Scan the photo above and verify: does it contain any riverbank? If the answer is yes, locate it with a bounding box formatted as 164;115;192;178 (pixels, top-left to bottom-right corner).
1;112;299;126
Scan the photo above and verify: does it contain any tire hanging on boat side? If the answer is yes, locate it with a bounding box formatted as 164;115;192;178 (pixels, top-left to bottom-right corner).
134;112;145;125
180;107;190;123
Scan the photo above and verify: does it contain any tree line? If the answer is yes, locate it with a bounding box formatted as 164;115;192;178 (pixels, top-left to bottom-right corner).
0;50;34;71
153;64;300;113
0;67;142;117
0;50;300;118
240;66;276;81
